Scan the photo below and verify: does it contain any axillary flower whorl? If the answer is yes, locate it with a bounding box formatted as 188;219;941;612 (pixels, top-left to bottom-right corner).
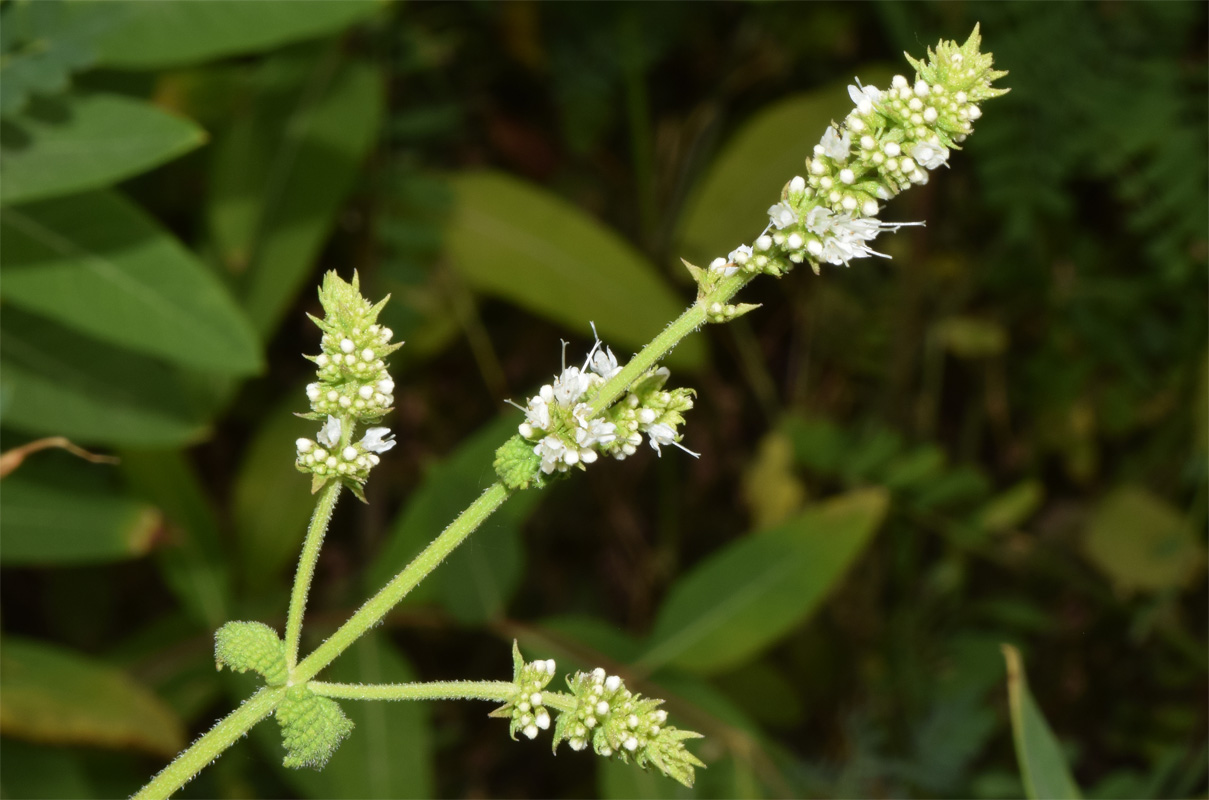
496;327;697;489
294;271;402;498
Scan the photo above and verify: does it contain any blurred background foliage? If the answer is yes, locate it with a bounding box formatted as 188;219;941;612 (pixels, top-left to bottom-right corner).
1;1;1206;798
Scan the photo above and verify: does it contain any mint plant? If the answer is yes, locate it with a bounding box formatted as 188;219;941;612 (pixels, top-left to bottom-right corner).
134;26;1006;799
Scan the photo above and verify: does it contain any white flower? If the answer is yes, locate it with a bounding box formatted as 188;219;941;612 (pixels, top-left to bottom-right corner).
359;427;396;453
645;423;699;458
805;207;924;267
525;395;551;431
535;436;568;474
818;126;851;160
590;345;621;380
767;202;797;230
317;415;342;448
728;244;753;265
709;256;738;277
911;141;950;170
847;80;882;114
552;366;590;406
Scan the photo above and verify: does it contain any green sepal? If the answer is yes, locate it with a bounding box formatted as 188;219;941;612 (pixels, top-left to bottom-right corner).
342;477;368;504
494;435;545;491
680;258;704;284
311;473;332;494
276;684;355;769
214;621;288;686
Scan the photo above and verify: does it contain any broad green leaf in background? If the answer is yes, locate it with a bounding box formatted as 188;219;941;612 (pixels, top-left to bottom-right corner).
0;0;121;117
1002;644;1082;800
0;636;185;757
0;93;205;206
92;0;381;70
976;480;1044;535
370;415;540;623
932;316;1009;359
0;739;94;799
278;634;433;800
120;449;231;627
1;190;262;374
209;50;384;339
637;488;889;675
444;171;706;370
1081;485;1206;594
0;307;210;447
232;393;320;590
0;473;159;566
675;69;894;266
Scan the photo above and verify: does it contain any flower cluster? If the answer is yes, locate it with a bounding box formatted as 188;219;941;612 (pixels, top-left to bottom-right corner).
702;25;1007;282
551;667;705;789
295;415;395;484
490;643;558;741
511;333;696;477
295;272;401;497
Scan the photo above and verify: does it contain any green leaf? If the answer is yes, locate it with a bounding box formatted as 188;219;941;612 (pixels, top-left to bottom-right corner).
444;171;705;370
976;479;1044;534
1081;486;1206;594
208;51;384;339
215;622;287;686
1002;644;1082;800
0;307;210;447
370;415;539;623
0;467;160;566
932;316;1009;359
119;449;231;627
92;0;381;70
276;686;354;770
1;189;262;374
283;634;434;799
0;636;185;756
637;488;889;674
231;392;320;590
675;70;895;266
0;1;121;117
0;739;94;799
0;93;206;206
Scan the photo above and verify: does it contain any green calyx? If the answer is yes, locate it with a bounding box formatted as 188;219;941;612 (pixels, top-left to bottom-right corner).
905;24;1010;104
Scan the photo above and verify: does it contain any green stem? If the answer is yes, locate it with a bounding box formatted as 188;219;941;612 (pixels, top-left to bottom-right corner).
133;686;285;800
285;480;342;672
311;680;579;713
587;270;752;416
293;482;512;682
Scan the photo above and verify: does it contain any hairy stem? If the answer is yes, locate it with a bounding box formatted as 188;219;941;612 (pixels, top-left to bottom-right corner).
285;480;342;672
133;687;285;800
311;680;579;713
293;482;512;682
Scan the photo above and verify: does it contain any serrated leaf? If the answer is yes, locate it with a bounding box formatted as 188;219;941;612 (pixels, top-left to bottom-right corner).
215;622;287;686
0;636;185;756
0;307;210;447
0;93;206;205
1;189;262;374
370;415;539;624
637;489;889;674
1002;645;1082;800
675;70;895;266
0;464;160;566
209;50;384;339
276;686;354;770
92;0;381;70
444;170;705;370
